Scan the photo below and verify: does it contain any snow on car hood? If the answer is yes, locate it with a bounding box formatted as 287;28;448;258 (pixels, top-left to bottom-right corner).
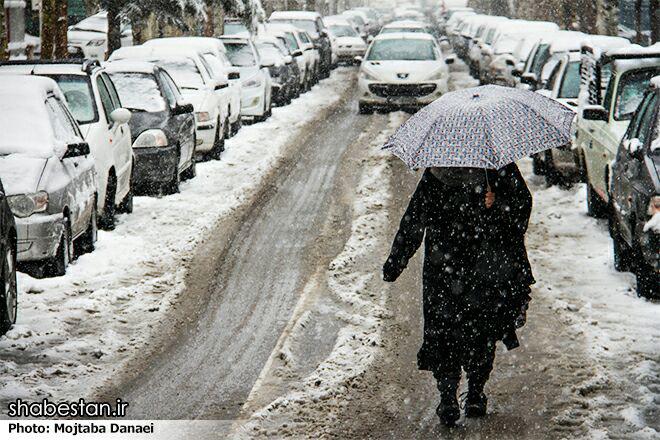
335;37;366;48
239;65;260;84
0;154;48;195
362;60;445;82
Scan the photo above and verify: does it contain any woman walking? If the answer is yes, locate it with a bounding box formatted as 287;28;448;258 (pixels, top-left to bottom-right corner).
379;85;575;427
383;164;534;426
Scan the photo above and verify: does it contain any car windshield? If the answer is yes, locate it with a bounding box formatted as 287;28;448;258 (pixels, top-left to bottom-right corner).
530;43;550;76
381;27;426;34
272;19;318;38
282;32;299;51
558;61;580;99
615;68;660;120
107;72;166;113
224;42;257;67
367;39;436;61
157;58;205;90
224;22;247;35
0;99;54;157
257;44;283;64
48;74;97;124
329;24;358;38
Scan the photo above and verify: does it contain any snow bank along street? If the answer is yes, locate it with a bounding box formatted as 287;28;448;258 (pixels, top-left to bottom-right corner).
0;0;659;439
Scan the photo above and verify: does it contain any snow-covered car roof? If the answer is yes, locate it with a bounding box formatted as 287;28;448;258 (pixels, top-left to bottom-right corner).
0;75;69;159
104;60;158;75
144;37;226;53
270;11;320;21
602;42;660;60
383;20;428;29
110;45;204;62
550;34;628;55
0;60;100;76
372;32;437;42
323;16;353;26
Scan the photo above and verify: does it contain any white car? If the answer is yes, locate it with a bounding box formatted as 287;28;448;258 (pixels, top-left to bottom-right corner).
109;45;229;159
357;33;452;113
266;23;313;91
143;37;243;136
67;12;133;60
0;60;134;229
325;18;367;64
0;76;97;276
220;36;273;122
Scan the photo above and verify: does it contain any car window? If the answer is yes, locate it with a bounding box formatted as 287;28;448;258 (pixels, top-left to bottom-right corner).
96;76;117;123
635;93;658;147
202;53;225;78
224;42;257;66
107;72;167;113
272;19;318;37
299;32;311;44
46;96;79;143
161;71;183;101
329;24;358;38
558;61;580;99
101;73;122;110
158;73;178;107
47;74;98;124
198;55;215;80
157;58;206;90
544;63;561;92
367;38;436;61
614;68;660;121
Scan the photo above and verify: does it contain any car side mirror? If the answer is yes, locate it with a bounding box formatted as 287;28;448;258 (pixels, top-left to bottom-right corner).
63;142;90;159
505;59;514;66
321;29;328;37
260;61;275;68
172;102;194;115
110;108;131;124
293;50;303;57
354;55;363;63
624;138;643;157
214;77;229;90
228;71;240;80
444;55;455;65
520;73;536;86
582;105;609;122
284;55;293;64
512;69;522;78
367;35;374;43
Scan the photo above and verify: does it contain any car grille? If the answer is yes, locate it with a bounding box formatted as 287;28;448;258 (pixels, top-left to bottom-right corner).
368;83;437;98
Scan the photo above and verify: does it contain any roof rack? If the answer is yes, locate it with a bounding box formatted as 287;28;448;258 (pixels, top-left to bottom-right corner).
0;58;102;74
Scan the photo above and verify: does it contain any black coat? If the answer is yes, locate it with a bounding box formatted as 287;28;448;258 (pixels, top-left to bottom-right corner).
383;163;535;371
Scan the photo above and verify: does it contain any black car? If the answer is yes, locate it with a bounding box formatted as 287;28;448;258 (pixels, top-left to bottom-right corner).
0;177;17;336
106;61;196;195
256;38;300;106
609;79;660;298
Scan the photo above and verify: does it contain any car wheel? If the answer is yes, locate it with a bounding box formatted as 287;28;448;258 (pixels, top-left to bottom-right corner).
117;180;134;214
98;175;116;230
76;203;98;257
359;102;373;114
231;118;242;136
210;119;225;160
0;242;17;335
44;218;72;277
531;153;547;176
586;179;608;219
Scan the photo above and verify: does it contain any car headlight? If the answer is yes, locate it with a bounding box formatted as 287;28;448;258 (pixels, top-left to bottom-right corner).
243;77;262;88
195;112;211;123
8;192;49;218
86;39;105;47
360;70;378;81
648;195;660;216
133;129;168;149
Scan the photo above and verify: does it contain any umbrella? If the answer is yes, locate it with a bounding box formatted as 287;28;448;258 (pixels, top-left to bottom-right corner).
382;85;576;169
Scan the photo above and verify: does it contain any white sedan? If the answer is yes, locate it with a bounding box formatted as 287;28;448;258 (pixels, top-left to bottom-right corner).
357;33;453;113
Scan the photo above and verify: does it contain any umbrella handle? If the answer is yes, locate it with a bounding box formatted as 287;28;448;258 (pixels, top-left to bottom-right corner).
485;169;492;193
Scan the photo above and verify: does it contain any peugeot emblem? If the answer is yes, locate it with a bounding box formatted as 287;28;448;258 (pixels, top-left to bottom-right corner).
397;73;409;79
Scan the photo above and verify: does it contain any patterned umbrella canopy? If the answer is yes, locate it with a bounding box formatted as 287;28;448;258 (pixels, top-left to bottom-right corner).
382;85;576;169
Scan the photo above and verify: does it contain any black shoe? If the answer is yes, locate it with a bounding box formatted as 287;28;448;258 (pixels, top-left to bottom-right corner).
465;392;488;418
436;397;460;427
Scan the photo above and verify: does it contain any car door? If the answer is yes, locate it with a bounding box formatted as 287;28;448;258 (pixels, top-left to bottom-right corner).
97;73;132;202
160;70;195;170
613;92;657;242
45;96;91;237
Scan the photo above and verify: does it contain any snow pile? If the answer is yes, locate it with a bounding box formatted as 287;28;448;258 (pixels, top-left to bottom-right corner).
0;68;353;409
522;163;660;438
233;112;408;438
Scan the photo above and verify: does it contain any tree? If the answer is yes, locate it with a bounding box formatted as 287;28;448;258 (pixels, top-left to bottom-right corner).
651;0;659;43
634;0;643;43
54;0;69;59
0;1;7;61
41;0;57;59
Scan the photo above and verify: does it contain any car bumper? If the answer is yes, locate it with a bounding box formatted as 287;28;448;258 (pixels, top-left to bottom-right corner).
15;213;64;262
241;86;266;117
358;78;448;108
133;146;179;188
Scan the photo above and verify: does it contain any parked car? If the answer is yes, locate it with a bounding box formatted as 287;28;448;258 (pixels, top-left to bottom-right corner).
256;37;299;106
143;37;243;137
608;76;660;298
344;9;378;36
269;11;333;78
105;61;197;195
357;32;452;113
0;175;17;336
223;17;250;37
325;19;367;64
110;46;229;159
67;11;133;60
339;12;368;40
220;36;274;122
297;30;321;86
575;43;660;218
0;59;134;230
0;76;97;278
265;23;311;93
